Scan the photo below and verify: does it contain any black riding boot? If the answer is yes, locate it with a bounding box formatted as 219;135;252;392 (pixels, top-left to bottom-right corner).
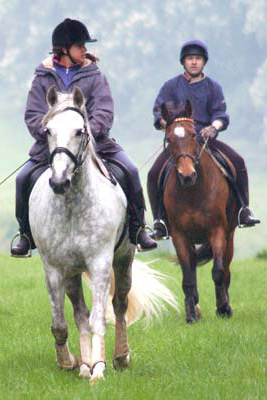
11;231;32;257
129;190;157;251
148;188;169;240
235;168;260;227
11;186;33;257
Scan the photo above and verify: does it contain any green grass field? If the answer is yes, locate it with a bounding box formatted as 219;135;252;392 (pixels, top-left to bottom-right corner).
0;252;266;400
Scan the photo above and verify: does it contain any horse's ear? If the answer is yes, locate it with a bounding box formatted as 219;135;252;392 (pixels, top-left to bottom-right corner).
161;101;175;123
185;100;193;118
73;86;84;108
46;85;58;107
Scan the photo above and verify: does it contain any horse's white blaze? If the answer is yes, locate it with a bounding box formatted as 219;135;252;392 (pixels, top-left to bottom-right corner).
174;126;185;137
52;155;73;179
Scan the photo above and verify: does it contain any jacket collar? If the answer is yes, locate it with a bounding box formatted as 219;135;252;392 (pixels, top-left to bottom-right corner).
41;56;92;70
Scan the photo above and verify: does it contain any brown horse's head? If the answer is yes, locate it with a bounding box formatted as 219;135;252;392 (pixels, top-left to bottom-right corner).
162;100;198;187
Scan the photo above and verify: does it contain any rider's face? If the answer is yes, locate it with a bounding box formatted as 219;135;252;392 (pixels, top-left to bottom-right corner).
183;55;205;77
65;43;87;64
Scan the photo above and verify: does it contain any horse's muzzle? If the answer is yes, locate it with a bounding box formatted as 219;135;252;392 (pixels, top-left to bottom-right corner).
49;177;71;194
178;171;197;187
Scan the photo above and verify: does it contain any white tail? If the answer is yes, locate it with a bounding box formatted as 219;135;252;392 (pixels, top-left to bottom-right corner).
83;259;179;326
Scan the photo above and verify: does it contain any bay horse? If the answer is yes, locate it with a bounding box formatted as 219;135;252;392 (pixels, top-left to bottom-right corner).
29;86;177;383
161;101;238;323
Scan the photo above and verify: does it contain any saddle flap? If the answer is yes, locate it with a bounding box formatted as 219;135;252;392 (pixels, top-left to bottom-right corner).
207;147;237;183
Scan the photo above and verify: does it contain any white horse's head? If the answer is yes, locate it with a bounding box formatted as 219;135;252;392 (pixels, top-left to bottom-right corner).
43;86;91;194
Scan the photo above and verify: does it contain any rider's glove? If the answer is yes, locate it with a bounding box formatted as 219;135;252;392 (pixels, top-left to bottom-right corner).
200;125;218;140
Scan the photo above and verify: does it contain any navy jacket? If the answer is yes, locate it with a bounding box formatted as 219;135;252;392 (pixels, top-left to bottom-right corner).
25;56;121;162
153;74;229;135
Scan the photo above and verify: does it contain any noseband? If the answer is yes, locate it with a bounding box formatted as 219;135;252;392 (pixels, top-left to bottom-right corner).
168;117;209;167
49;107;90;172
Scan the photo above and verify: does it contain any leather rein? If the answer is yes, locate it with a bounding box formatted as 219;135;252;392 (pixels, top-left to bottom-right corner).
48;107;90;173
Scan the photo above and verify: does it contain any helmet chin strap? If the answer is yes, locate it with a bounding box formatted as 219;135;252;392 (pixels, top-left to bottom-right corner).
66;47;78;64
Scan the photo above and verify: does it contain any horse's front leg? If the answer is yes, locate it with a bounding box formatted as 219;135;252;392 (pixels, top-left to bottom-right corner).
112;250;133;369
65;275;91;378
87;256;112;384
172;232;200;323
209;227;232;317
45;265;77;369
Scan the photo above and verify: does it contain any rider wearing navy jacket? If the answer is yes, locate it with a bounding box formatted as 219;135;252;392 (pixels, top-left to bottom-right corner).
147;39;260;239
11;18;157;257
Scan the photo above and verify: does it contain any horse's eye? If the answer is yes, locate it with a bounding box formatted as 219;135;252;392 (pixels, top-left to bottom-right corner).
76;129;83;137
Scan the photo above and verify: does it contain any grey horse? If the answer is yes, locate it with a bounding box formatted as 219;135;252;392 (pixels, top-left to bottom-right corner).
29;86;178;383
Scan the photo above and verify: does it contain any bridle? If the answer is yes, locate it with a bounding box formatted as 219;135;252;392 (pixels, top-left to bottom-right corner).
166;117;209;167
48;106;90;173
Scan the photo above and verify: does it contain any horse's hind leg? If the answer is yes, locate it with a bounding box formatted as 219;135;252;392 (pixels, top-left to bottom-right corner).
45;266;77;369
65;275;91;378
112;251;133;369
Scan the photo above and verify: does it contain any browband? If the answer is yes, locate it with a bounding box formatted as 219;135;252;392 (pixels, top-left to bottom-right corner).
173;117;194;123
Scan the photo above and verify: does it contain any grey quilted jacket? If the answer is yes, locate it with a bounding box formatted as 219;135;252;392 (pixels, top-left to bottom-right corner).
25;56;121;161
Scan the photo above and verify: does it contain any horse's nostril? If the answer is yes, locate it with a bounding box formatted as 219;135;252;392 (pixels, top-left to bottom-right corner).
49;177;70;194
184;176;192;185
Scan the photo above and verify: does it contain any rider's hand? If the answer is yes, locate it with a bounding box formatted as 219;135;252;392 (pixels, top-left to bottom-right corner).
200;125;218;140
160;119;167;129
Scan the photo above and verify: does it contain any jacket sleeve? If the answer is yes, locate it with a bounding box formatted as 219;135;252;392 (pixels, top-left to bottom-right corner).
24;75;49;141
153;82;168;130
85;73;114;138
210;82;230;132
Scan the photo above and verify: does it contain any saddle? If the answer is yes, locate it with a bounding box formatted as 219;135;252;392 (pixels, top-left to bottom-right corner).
103;159;131;199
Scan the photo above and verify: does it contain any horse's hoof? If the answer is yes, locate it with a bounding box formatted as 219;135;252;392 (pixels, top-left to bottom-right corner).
90;362;106;384
195;304;202;320
79;363;91;378
186;316;197;324
89;361;106;384
216;304;233;318
90;374;105;385
113;354;130;369
57;354;78;370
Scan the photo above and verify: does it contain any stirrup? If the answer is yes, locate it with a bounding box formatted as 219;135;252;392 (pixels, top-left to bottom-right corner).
153;219;169;240
10;232;32;258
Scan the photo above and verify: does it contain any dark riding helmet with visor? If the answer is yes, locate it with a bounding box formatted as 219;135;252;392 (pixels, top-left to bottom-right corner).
180;39;209;64
52;18;97;49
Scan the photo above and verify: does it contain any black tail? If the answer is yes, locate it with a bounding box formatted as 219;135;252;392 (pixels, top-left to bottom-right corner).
196;241;213;266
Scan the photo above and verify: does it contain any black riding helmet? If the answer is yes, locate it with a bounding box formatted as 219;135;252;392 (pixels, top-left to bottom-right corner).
52;18;97;49
180;39;209;64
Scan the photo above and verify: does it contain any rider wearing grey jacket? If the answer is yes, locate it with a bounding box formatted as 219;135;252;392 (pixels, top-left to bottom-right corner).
11;18;157;257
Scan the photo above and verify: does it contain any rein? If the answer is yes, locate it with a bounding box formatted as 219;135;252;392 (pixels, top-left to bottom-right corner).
194;137;209;166
49;106;90;172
